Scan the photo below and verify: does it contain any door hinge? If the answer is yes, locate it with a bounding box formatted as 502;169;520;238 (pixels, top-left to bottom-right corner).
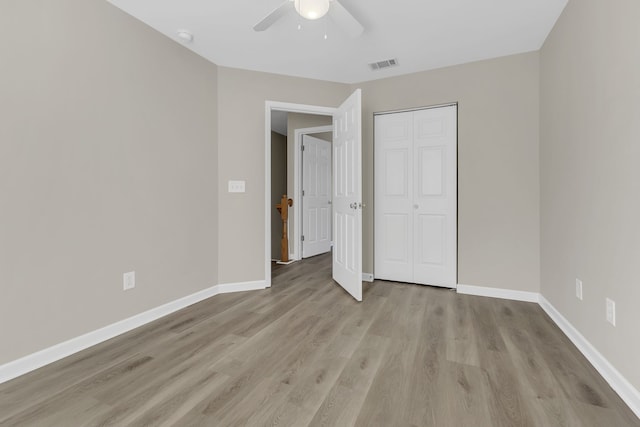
301;145;305;151
302;190;305;196
301;235;305;242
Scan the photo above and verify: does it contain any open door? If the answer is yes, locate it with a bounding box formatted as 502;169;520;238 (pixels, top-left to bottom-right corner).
332;89;363;301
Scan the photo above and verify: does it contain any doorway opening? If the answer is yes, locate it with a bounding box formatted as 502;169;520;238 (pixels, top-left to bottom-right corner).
270;119;333;264
265;102;335;288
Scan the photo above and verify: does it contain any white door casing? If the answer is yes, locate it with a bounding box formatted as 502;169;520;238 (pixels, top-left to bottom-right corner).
302;135;332;258
375;105;457;288
333;89;363;301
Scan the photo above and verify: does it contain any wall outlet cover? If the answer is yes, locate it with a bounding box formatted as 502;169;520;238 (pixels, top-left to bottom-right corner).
606;298;616;326
575;278;583;300
123;271;135;291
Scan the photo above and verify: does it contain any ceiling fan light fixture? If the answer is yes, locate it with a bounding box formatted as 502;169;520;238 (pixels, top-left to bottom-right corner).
294;0;330;20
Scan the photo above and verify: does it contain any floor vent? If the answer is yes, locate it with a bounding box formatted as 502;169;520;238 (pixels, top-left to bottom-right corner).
369;58;398;71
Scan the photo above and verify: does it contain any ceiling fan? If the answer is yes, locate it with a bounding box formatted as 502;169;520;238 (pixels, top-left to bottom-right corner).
253;0;364;38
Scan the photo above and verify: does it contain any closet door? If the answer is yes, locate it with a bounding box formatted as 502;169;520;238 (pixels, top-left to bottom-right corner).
412;106;457;287
374;105;457;288
374;111;414;282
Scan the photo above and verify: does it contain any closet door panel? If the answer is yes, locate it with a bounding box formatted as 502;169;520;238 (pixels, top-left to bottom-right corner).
374;112;413;282
413;107;457;287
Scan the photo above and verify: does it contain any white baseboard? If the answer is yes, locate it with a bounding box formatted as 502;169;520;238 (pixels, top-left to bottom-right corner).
217;280;267;294
456;283;540;303
0;280;266;385
539;296;640;419
362;273;374;282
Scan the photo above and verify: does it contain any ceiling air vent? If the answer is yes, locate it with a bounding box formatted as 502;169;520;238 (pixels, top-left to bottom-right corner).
369;58;398;71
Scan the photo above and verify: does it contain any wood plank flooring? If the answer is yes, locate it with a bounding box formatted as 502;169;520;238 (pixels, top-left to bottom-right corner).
1;253;638;426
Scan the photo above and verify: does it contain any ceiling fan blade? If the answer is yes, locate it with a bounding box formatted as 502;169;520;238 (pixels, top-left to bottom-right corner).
253;1;294;32
330;1;364;38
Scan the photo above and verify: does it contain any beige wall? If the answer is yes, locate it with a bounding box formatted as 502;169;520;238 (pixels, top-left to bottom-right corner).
216;67;349;283
355;52;541;290
286;113;333;255
540;0;640;389
0;0;219;364
270;132;287;258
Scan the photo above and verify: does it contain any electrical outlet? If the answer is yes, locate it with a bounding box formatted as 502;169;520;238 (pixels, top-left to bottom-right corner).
606;298;616;326
575;278;583;300
123;271;135;291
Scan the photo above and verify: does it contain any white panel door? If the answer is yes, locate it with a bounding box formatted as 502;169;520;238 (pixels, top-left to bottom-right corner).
374;111;414;282
333;89;362;301
413;106;457;287
302;135;332;258
374;105;457;288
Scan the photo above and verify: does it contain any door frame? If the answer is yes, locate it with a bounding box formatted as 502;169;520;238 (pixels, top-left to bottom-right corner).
294;126;334;261
373;102;459;287
264;101;336;287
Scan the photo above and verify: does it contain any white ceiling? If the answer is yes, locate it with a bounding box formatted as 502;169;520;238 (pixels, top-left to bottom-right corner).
106;0;567;84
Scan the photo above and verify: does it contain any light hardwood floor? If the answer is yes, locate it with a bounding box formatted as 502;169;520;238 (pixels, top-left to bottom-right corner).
1;253;638;426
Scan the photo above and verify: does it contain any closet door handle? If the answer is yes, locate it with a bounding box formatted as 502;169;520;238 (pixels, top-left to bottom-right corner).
413;204;419;209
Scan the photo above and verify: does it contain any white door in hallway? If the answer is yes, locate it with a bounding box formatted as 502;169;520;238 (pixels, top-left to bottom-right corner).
302;134;332;259
375;105;457;288
333;89;363;301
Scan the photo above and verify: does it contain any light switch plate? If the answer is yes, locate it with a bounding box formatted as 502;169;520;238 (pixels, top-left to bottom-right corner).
228;180;246;193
